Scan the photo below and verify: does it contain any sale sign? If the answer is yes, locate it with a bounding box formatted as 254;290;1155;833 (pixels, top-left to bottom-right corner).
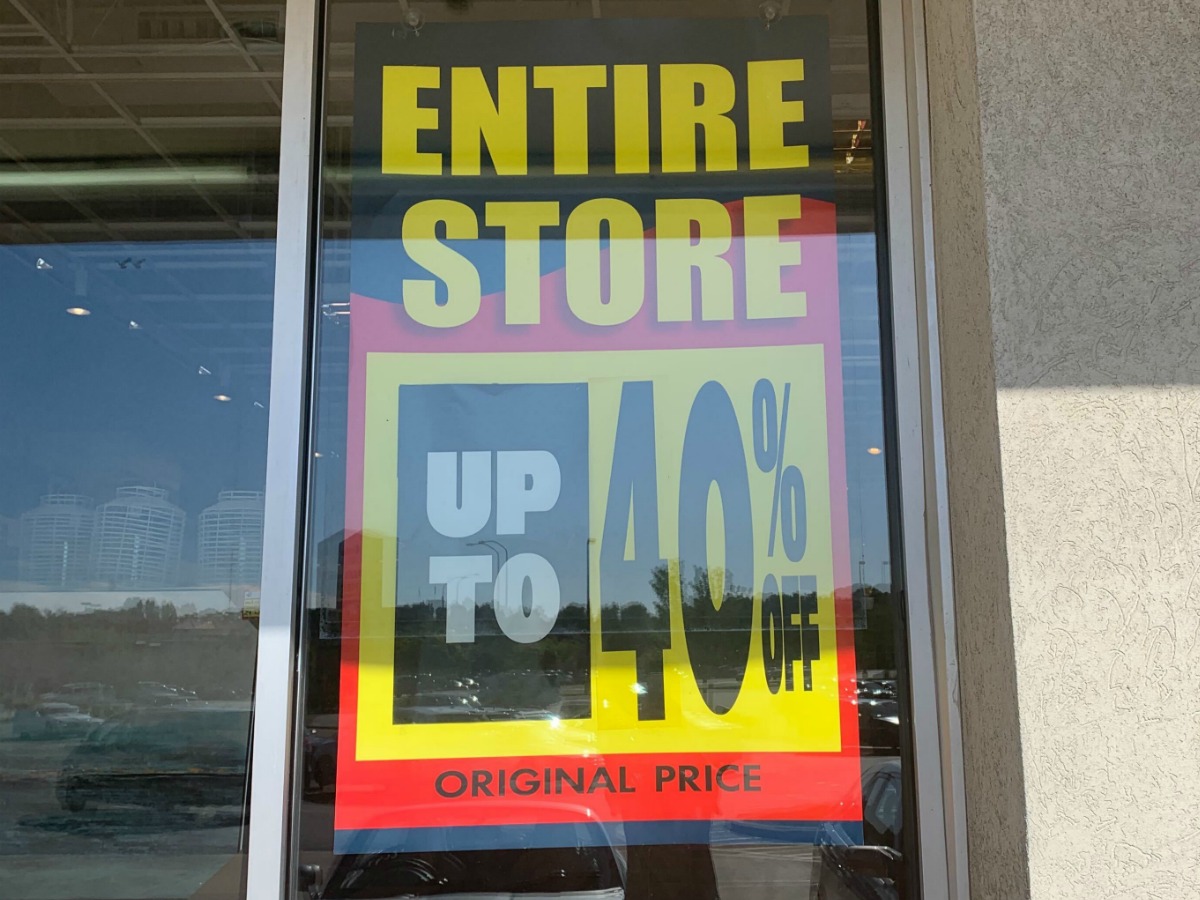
336;17;861;853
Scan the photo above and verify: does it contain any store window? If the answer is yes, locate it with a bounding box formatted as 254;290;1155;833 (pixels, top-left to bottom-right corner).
0;2;285;899
297;2;913;899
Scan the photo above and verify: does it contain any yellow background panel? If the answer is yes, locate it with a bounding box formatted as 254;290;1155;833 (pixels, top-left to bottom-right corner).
355;346;842;762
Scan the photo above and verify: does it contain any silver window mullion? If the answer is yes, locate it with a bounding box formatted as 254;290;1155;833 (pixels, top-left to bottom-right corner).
879;0;970;897
246;0;322;897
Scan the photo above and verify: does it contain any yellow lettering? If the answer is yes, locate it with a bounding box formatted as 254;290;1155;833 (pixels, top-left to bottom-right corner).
654;199;733;322
532;65;607;175
402;200;482;327
381;66;441;175
565;198;644;326
659;64;738;173
744;194;805;319
450;66;527;176
613;65;650;174
747;59;808;170
485;201;560;324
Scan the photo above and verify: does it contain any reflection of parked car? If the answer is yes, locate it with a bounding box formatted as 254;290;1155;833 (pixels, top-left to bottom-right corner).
856;680;897;700
856;697;900;754
41;682;122;717
398;706;488;724
318;806;626;899
303;716;338;794
817;760;904;900
130;682;198;706
722;758;903;900
854;681;901;755
393;690;483;724
13;702;103;740
56;703;250;813
412;690;481;708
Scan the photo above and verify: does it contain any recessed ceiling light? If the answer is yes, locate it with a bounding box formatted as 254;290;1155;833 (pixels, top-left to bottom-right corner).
213;393;232;402
65;307;90;316
867;447;882;456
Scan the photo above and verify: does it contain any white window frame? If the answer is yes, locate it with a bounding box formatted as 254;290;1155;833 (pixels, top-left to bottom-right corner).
244;1;968;897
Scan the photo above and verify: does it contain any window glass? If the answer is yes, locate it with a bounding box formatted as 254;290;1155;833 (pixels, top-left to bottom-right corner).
0;3;284;899
298;2;913;898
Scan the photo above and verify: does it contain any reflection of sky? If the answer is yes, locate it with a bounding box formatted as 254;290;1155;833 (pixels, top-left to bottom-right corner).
0;241;274;564
837;233;891;587
0;227;890;585
310;228;893;589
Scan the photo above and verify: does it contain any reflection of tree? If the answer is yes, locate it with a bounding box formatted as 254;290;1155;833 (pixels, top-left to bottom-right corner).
556;602;589;634
649;565;671;614
597;563;670;660
649;562;755;616
681;565;752;617
0;602;256;708
1;598;180;639
675;564;755;680
392;600;590;716
646;563;827;683
855;585;898;672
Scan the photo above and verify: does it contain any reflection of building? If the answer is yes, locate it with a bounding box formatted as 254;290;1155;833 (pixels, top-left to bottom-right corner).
312;529;345;610
199;490;265;585
91;486;185;589
0;514;19;583
18;494;94;587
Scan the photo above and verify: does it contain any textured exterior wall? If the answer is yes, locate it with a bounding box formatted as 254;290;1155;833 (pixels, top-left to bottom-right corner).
997;386;1200;897
922;0;1031;895
926;0;1200;897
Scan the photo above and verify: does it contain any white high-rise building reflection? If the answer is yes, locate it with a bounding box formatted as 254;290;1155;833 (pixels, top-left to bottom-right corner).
18;494;94;587
91;486;184;589
199;490;265;586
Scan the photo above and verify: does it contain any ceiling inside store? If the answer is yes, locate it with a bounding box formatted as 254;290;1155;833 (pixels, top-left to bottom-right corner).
0;0;875;245
0;0;287;244
0;1;288;427
0;0;876;409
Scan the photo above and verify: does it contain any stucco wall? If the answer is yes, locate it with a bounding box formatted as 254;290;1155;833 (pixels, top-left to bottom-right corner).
926;0;1200;897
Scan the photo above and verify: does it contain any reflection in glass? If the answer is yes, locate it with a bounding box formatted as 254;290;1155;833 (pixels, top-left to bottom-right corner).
0;2;284;897
297;2;909;899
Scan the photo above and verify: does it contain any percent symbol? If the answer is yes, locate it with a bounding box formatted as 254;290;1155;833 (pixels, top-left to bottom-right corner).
752;378;807;562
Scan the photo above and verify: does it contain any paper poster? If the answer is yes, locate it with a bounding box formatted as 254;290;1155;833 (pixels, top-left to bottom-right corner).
335;16;861;853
